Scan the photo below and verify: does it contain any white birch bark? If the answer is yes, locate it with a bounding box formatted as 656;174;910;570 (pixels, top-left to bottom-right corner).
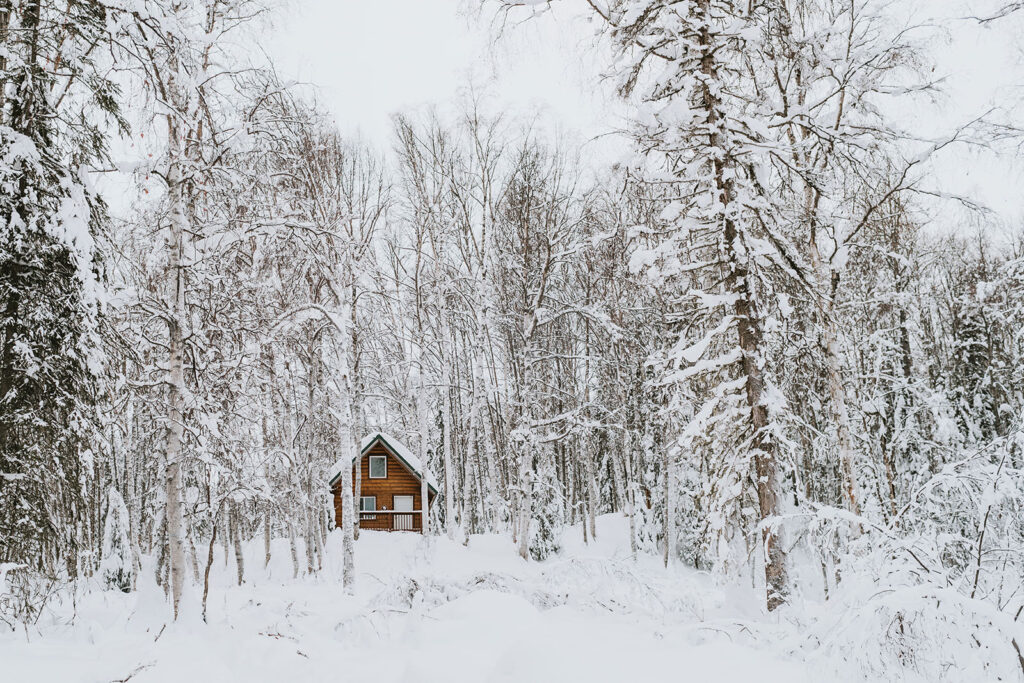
516;443;534;560
474;326;500;530
663;444;674;568
583;431;598;542
231;502;244;585
806;214;861;516
163;160;188;619
625;434;638;560
264;514;271;571
416;343;431;537
437;310;456;538
515;314;539;560
304;507;315;575
333;289;357;594
465;350;485;534
609;444;628;519
513;346;531;554
351;282;364;541
288;521;300;579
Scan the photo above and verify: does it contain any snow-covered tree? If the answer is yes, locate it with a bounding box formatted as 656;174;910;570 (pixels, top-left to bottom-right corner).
100;488;133;592
0;0;120;577
599;0;796;609
116;0;275;617
2;3;1021;673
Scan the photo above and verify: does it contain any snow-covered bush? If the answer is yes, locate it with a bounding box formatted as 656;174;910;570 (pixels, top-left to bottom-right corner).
0;564;60;629
803;421;1024;681
633;474;660;556
817;583;1024;682
0;563;21;629
529;455;564;561
100;488;134;593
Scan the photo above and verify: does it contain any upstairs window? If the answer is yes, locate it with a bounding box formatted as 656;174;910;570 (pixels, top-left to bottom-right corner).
369;455;387;479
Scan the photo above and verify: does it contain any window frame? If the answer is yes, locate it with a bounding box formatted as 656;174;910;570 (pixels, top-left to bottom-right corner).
359;495;377;522
368;455;387;479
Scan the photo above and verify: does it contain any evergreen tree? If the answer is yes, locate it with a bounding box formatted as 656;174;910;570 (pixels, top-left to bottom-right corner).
100;488;133;593
608;0;794;609
0;0;120;575
528;445;563;561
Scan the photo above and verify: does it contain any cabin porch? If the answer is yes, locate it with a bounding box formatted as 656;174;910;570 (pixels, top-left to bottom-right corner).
356;510;425;532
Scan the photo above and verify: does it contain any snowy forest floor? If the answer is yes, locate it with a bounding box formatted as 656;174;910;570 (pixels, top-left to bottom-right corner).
0;515;988;683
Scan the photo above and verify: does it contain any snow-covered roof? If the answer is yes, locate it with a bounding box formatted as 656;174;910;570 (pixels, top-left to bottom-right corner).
328;431;439;493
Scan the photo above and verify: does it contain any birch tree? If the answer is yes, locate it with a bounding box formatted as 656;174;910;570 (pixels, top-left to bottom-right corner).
119;0;269;617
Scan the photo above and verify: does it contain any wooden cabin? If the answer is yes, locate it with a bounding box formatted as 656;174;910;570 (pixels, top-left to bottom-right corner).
329;432;438;533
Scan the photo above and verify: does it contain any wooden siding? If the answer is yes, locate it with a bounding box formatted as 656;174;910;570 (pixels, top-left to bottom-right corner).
331;441;436;532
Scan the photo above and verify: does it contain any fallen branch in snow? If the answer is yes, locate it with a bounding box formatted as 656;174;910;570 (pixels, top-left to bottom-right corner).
110;661;154;682
1014;605;1024;676
259;630;297;642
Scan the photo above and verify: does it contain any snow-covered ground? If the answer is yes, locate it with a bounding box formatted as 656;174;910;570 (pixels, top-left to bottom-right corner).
0;515;967;683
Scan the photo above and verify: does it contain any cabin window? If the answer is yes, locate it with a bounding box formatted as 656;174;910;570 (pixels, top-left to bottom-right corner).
360;496;376;521
368;455;387;479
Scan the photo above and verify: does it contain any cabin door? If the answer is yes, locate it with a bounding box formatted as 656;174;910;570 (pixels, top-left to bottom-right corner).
393;495;414;531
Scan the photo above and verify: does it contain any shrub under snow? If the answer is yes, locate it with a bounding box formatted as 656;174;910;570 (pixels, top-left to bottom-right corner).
99;488;134;593
798;423;1024;682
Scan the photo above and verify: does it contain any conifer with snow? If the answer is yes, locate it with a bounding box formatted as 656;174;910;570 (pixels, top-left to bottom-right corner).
0;0;119;576
100;489;133;593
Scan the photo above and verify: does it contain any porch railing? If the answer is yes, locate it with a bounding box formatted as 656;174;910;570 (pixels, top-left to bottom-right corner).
358;510;422;532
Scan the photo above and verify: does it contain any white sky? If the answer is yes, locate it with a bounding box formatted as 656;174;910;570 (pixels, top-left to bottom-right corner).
265;0;624;160
915;2;1024;228
265;0;1024;228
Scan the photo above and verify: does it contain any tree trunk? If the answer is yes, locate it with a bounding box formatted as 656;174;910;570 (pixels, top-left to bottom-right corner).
264;512;271;570
351;281;364;541
231;503;244;585
695;0;788;610
516;449;533;560
609;440;629;520
805;187;861;517
583;431;598;541
663;445;673;568
334;293;357;594
441;322;456;540
188;526;201;584
304;510;316;576
222;509;230;568
723;185;788;610
471;351;493;531
288;521;300;579
163;163;188;620
417;344;431;537
625;427;638;560
201;522;217;623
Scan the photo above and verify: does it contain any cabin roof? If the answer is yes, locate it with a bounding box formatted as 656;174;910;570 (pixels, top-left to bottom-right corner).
328;431;439;494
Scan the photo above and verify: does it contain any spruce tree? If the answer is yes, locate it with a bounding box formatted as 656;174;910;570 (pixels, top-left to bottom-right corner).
100;488;134;592
529;447;563;561
608;0;794;609
0;0;120;575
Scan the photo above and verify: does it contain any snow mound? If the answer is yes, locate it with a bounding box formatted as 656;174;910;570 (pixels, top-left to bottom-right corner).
0;514;955;683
